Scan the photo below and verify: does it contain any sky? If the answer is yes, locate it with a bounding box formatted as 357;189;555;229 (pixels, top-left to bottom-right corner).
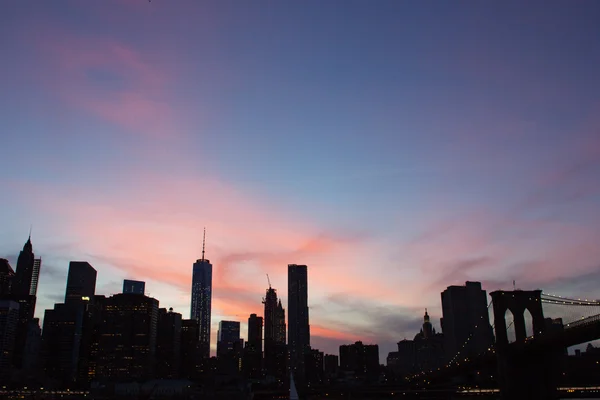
1;1;600;360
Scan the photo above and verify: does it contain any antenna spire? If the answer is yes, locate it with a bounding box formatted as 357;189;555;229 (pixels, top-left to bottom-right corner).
201;227;206;261
29;224;32;240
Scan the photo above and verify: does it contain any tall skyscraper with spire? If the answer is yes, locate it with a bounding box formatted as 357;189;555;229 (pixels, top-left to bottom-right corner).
190;229;212;359
10;234;40;368
288;264;310;384
13;235;36;297
263;285;287;383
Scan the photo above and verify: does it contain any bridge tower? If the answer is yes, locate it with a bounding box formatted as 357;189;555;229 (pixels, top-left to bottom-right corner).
490;290;560;400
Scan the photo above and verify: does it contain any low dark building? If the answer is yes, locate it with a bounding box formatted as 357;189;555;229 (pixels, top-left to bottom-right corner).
0;300;19;383
156;307;182;379
339;341;380;380
324;354;338;380
305;348;324;387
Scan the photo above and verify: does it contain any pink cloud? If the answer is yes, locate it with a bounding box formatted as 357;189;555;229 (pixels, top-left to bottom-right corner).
32;29;177;138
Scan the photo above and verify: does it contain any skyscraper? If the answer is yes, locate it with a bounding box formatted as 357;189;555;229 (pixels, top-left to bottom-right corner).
180;319;202;379
123;279;145;295
157;307;182;379
288;264;310;383
243;314;263;379
10;236;39;369
263;286;286;383
217;320;241;358
440;281;493;361
97;293;159;381
42;302;86;384
13;236;35;297
247;313;263;352
190;230;212;359
65;261;97;303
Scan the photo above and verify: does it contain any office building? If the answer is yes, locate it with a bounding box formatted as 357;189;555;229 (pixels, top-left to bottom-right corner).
0;300;19;382
180;319;202;379
42;302;86;384
0;259;14;296
288;264;310;383
217;320;242;374
339;341;380;380
96;293;159;381
263;286;287;383
190;230;212;359
123;279;145;295
305;348;324;387
242;314;263;379
78;295;106;384
247;313;263;352
22;317;42;376
217;320;241;357
157;307;182;379
324;354;338;378
65;262;97;303
440;281;493;361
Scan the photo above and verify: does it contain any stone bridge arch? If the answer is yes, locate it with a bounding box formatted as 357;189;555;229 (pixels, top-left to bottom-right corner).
490;290;545;346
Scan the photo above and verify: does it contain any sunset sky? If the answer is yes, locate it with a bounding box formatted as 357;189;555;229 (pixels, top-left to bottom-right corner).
1;1;599;358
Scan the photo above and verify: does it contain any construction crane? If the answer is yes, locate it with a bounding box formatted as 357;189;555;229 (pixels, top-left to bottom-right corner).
266;274;272;289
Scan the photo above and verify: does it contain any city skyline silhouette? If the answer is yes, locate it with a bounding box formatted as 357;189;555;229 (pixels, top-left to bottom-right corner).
1;2;600;396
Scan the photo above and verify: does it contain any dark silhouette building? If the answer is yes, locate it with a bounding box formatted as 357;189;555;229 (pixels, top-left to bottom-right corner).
247;313;263;352
324;354;338;380
387;310;444;377
190;230;212;359
65;262;97;304
42;302;86;385
180;319;202;379
42;262;97;387
217;320;240;357
243;314;263;379
21;317;41;379
441;281;493;361
414;310;444;372
77;295;106;385
7;236;40;370
263;286;286;384
0;259;15;296
388;339;415;377
13;236;36;297
339;341;380;381
288;264;310;384
217;320;242;375
0;300;19;383
305;348;324;387
96;293;159;381
156;307;182;379
122;279;145;295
